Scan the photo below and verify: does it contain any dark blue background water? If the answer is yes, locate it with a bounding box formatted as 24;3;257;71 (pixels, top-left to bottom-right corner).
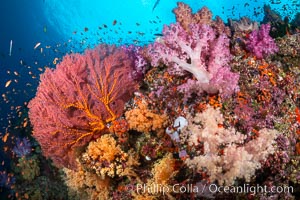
0;0;64;133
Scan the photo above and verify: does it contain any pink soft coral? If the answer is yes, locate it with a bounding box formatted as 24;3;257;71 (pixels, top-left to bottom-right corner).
148;22;239;97
246;23;278;59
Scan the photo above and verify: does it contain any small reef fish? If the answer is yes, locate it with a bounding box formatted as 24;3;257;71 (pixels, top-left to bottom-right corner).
152;0;160;12
53;57;59;65
34;42;41;50
2;133;9;143
5;80;12;88
154;33;163;36
9;40;12;56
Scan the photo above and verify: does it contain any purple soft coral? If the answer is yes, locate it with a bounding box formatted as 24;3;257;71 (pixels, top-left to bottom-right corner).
246;23;278;59
148;22;239;97
121;45;148;81
12;137;32;158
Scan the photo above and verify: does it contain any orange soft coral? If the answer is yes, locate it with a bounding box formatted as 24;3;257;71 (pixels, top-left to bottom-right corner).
63;167;110;200
125;100;168;134
81;134;128;178
151;153;177;185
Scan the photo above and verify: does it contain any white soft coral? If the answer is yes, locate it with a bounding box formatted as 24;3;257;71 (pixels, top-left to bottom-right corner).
182;106;279;185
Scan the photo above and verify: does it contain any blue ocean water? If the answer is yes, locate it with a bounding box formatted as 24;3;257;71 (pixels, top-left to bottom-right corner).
0;0;299;198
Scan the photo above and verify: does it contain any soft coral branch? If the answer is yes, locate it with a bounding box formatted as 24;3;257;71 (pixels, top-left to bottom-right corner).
246;23;278;59
148;22;239;97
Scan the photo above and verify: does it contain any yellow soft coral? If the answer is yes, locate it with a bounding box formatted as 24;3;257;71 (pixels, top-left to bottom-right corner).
134;154;177;200
81;134;132;178
63;167;110;200
152;153;177;185
125;100;168;133
86;134;125;162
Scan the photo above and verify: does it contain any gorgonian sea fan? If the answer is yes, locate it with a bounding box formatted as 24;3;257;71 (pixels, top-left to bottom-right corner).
28;44;138;169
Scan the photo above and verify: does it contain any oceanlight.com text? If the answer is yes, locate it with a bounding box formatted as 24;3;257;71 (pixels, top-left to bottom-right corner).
209;184;293;195
134;183;293;196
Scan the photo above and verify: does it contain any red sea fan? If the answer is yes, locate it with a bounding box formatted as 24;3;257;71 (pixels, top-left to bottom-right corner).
28;44;138;169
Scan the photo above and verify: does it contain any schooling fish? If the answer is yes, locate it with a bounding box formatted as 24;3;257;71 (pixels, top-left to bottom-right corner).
152;0;160;12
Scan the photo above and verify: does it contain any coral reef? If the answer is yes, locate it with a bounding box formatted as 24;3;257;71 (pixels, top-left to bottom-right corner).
20;2;300;200
228;17;259;56
13;175;68;200
133;153;178;199
276;33;300;70
28;44;138;169
262;4;283;24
